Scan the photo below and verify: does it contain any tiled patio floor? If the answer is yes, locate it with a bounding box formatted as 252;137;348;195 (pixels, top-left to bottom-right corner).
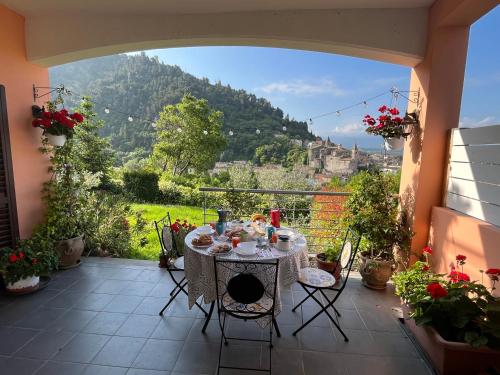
0;258;433;375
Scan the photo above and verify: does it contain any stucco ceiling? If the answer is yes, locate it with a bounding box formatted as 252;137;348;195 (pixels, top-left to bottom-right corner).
1;0;436;16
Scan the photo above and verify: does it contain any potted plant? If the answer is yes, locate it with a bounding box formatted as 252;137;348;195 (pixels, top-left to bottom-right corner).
0;241;53;294
345;171;399;289
170;219;197;257
316;244;342;281
393;251;500;375
32;100;84;147
362;106;417;150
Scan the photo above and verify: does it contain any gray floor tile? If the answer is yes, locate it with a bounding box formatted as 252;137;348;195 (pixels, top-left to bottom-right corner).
92;336;146;367
273;324;301;349
45;290;88;308
134;297;168;316
302;351;349;375
173;341;219;374
186;318;221;343
14;330;76;359
81;312;129;335
220;344;265;370
126;369;169;375
53;333;110;363
116;315;161;338
272;348;304;375
35;360;87;375
14;306;68;329
298;325;336;352
95;280;131;294
133;338;183;371
121;282;156;297
73;293;115;311
82;364;129;375
0;326;40;355
151;317;195;341
0;356;44;375
103;295;144;313
49;309;98;331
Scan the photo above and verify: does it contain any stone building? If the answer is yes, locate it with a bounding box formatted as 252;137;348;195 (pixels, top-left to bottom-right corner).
307;138;359;176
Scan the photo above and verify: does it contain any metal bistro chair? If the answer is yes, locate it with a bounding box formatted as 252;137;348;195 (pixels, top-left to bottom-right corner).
292;228;362;341
154;212;208;317
214;258;279;375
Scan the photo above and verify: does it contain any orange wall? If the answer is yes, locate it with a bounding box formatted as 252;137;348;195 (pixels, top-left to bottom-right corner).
429;207;500;296
0;5;49;238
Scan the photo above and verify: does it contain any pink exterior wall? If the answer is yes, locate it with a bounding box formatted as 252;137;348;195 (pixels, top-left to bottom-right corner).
0;5;49;238
429;207;500;296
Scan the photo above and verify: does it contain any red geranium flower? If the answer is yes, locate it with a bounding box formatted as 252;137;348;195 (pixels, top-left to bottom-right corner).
422;265;430;272
426;282;448;299
32;258;38;265
456;254;467;261
378;105;387;113
170;223;180;233
486;268;500;275
8;253;18;263
423;246;432;255
449;270;470;283
70;112;84;123
389;107;400;115
19;252;25;259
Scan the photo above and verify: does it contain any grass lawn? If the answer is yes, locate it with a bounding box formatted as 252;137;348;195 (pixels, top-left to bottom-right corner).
128;203;213;260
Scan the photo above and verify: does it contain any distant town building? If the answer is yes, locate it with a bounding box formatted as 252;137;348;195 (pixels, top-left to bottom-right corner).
307;138;359;176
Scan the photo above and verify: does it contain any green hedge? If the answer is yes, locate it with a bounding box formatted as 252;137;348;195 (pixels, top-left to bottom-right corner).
123;170;160;202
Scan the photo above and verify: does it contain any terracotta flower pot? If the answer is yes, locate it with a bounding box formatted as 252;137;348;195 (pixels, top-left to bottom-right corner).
384;137;404;150
316;253;341;282
402;306;500;375
57;234;85;269
46;133;67;147
358;252;394;289
5;275;40;294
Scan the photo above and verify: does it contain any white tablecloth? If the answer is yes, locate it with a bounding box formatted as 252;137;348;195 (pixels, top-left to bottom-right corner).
184;229;309;324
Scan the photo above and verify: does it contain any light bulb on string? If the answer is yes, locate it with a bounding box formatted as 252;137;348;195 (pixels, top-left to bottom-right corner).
176;127;182;133
363;101;368;108
256;129;261;135
228;130;234;136
104;106;110;114
203;130;208;135
309;118;313;125
151;122;157;129
128;115;133;122
282;126;287;131
336;111;341;117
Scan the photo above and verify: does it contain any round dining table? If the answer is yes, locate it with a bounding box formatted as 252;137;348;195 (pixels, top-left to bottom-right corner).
183;227;309;328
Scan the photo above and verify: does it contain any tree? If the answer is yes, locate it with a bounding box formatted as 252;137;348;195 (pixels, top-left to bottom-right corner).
72;97;115;187
151;95;226;175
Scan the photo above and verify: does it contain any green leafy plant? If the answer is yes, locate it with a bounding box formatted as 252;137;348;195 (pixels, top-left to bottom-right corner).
170;219;197;256
0;241;54;283
322;245;341;263
393;250;500;349
344;171;399;260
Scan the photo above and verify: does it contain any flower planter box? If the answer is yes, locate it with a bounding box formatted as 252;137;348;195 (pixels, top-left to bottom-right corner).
403;305;500;375
6;276;40;294
46;133;67;147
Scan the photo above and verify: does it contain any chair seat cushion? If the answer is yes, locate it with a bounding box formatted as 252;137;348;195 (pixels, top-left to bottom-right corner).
173;256;184;270
222;293;273;316
298;267;336;288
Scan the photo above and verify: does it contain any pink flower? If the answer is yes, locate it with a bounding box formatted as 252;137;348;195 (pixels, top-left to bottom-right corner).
423;246;432;255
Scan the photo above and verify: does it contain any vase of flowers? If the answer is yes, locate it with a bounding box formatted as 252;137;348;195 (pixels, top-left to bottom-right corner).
0;242;50;294
32;103;84;147
393;251;500;374
363;106;418;150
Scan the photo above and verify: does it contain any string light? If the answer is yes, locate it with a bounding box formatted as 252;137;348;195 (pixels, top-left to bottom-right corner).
363;101;368;108
151;122;157;128
203;130;208;135
127;115;133;122
104;106;110;114
282;126;287;131
336;111;341;117
228;130;234;136
176;127;182;133
256;129;261;135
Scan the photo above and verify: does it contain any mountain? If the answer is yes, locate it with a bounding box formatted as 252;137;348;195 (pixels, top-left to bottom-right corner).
49;53;316;163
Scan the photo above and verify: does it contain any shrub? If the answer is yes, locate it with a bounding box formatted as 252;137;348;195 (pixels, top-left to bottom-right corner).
158;178;182;203
123;170;160;202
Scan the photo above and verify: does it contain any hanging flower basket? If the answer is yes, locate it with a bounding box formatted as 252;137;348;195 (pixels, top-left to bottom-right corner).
384;137;405;151
45;133;67;147
363;106;418;148
31;104;84;146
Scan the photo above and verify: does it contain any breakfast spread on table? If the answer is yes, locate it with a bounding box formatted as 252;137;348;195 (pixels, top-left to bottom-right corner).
210;242;231;254
191;234;213;247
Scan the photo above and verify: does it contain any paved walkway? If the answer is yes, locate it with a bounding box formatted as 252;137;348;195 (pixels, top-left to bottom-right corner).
0;257;433;375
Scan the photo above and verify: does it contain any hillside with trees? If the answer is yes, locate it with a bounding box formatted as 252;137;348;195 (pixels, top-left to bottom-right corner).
50;53;315;163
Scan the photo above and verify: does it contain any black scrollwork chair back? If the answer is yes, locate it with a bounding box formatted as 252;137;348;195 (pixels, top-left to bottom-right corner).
213;258;279;374
154;212;208;317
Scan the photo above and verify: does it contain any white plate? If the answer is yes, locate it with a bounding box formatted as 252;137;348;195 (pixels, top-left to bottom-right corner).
233;242;258;257
196;225;215;235
192;243;212;249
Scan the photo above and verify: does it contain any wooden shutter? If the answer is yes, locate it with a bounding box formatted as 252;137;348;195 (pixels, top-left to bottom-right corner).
0;85;19;247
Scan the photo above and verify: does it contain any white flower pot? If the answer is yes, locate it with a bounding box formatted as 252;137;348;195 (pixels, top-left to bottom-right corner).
384;137;404;151
6;276;40;293
46;133;67;147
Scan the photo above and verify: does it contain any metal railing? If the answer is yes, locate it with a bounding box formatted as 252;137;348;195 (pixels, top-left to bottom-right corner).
199;187;350;255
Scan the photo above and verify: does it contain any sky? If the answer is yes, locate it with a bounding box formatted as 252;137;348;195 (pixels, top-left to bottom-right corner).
135;6;499;149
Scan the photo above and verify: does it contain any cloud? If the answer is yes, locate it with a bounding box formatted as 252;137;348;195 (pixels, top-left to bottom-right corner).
329;123;365;135
459;116;496;128
255;78;346;97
